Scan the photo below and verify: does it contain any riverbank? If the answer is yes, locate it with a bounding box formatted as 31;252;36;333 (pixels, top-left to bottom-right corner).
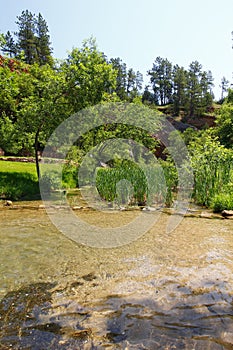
0;156;35;162
0;199;226;220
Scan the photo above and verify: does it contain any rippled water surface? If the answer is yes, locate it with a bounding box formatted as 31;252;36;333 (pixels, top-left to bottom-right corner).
1;205;233;349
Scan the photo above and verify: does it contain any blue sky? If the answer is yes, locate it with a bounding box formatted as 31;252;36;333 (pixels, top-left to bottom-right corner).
1;0;233;98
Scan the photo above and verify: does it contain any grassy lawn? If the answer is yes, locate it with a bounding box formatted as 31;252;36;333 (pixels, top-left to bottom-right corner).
0;161;39;200
0;160;37;175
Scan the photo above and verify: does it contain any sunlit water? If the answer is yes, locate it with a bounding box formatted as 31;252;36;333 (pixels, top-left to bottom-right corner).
1;204;233;349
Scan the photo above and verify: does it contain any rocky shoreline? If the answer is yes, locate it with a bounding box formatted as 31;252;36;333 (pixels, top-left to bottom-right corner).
0;200;228;219
0;156;35;162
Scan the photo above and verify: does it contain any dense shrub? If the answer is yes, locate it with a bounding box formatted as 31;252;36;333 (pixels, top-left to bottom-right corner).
211;193;233;212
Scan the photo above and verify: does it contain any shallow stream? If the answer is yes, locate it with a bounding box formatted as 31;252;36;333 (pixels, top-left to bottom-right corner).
1;204;233;349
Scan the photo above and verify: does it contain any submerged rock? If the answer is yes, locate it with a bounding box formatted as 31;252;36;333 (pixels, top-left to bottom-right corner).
4;200;13;206
0;282;91;349
222;210;233;218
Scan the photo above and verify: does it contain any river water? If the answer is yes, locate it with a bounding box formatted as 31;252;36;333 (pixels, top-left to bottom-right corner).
1;205;233;349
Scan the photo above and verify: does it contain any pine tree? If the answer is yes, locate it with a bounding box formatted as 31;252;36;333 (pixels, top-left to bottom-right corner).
1;31;17;57
127;68;137;95
200;70;214;110
110;58;143;100
148;57;173;105
142;85;158;104
110;58;127;99
36;13;53;65
220;76;229;100
136;71;143;91
172;65;188;115
0;10;53;65
186;61;203;116
15;10;37;64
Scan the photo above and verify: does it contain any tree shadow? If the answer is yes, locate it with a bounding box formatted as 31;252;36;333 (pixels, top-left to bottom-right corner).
0;282;92;350
0;172;40;200
1;279;233;349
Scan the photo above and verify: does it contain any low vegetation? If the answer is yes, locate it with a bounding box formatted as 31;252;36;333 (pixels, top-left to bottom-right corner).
96;160;170;207
0;160;39;200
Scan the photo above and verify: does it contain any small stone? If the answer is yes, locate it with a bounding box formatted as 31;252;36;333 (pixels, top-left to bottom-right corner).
200;212;213;219
222;210;233;217
4;200;13;206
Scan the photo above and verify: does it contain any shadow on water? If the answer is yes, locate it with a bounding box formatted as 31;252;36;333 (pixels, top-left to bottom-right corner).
1;279;233;349
0;282;93;350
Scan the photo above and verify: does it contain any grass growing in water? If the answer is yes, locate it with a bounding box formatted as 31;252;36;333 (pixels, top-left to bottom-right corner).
95;160;175;207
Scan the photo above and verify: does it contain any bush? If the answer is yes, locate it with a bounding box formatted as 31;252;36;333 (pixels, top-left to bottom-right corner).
210;193;233;212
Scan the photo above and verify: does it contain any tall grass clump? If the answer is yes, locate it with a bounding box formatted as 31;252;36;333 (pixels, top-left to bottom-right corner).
95;159;176;207
189;134;233;207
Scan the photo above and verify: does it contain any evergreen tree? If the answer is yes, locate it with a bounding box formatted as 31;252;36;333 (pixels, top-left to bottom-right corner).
220;76;229;100
142;85;158;104
15;10;37;64
36;13;53;65
1;31;17;57
186;61;203;116
110;57;127;99
110;58;143;100
0;10;53;65
136;71;143;91
172;65;188;115
148;57;173;105
200;70;214;110
127;68;137;95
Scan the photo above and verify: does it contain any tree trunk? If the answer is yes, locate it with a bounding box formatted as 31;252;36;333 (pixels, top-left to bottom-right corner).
35;129;40;180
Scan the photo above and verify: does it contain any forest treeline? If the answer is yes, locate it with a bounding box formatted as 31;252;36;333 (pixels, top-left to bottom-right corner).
1;10;233;210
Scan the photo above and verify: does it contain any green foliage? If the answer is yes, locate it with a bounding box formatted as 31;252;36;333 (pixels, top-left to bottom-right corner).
96;162;146;205
109;57;143;101
188;133;233;206
62;164;78;188
61;39;117;111
1;10;53;65
0;33;5;47
172;65;188;115
0;161;39;200
220;76;229;101
0;172;39;200
211;193;233;212
147;58;214;116
215;101;233;148
159;158;178;206
0;115;21;154
148;57;173;105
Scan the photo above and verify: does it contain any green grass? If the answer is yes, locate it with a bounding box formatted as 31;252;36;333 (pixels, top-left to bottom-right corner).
0;160;37;175
0;161;78;200
0;161;39;200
